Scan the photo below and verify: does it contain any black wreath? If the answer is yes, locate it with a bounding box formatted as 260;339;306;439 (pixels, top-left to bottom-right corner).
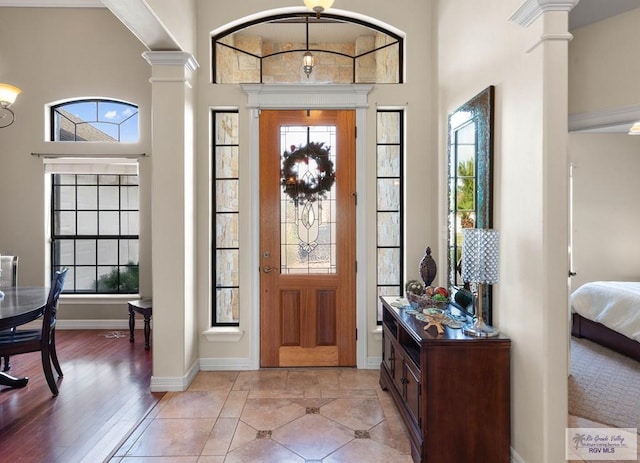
281;142;335;205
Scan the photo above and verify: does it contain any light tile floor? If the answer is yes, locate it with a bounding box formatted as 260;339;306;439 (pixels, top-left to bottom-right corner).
109;368;414;463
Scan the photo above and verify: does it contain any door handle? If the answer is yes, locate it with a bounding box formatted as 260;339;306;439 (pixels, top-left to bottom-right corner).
263;265;278;273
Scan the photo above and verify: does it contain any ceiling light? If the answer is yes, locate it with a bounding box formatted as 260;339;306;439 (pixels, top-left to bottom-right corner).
628;121;640;136
303;0;334;16
0;83;21;128
302;16;315;78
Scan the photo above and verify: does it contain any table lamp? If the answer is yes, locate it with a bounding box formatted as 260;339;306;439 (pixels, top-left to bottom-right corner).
461;228;500;337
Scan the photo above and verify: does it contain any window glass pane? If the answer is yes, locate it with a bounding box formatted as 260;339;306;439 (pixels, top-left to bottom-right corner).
55;185;76;209
216;288;239;323
377;178;400;211
99;186;119;210
377;112;400;143
51;99;139;142
119;240;139;265
77;175;97;185
377;146;400;177
215;112;239;144
96;266;118;293
216;249;239;286
75;240;96;265
55;240;75;266
216;179;238;212
55;211;76;235
377;248;400;286
77;186;97;209
63;267;76;291
99;211;120;235
216;213;238;248
121;186;139;209
377;212;400;247
215;147;239;178
97;240;118;265
54;174;76;185
77;211;97;235
75;267;96;291
121;211;139;235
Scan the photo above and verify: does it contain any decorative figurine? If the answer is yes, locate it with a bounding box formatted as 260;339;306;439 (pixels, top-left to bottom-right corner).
419;246;437;287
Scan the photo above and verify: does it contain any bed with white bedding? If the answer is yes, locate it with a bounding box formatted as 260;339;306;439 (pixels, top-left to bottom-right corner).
570;281;640;360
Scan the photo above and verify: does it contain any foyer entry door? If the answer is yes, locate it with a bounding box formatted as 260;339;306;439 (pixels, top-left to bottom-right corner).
259;110;356;367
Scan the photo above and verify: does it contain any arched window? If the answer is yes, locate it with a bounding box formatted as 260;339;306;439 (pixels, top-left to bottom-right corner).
46;98;140;294
212;13;403;84
50;99;139;142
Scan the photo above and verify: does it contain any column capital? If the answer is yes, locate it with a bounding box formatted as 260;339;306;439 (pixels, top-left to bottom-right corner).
142;51;199;72
510;0;579;27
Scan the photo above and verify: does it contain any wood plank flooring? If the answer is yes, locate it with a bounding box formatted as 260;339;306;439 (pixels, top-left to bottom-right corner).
0;329;163;463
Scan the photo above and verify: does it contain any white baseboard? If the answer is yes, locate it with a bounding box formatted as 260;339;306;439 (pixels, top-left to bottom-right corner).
55;319;144;330
199;357;254;371
511;447;526;463
150;358;199;392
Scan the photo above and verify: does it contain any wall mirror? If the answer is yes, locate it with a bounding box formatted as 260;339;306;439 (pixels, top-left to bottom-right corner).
447;85;495;322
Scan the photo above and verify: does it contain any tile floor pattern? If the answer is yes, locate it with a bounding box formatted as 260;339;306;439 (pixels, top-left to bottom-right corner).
110;369;415;463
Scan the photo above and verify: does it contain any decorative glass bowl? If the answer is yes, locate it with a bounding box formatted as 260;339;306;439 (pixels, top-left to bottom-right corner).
406;291;448;309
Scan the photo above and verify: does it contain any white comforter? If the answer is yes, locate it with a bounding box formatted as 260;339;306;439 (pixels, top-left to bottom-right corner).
570;281;640;342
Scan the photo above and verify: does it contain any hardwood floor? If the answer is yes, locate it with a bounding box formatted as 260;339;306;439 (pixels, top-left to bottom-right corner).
0;329;163;463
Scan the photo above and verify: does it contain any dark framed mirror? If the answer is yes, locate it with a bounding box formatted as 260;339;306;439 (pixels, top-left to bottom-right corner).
447;86;495;323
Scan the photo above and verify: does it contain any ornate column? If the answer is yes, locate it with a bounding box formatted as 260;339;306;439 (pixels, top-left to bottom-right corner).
510;1;578;461
142;51;199;390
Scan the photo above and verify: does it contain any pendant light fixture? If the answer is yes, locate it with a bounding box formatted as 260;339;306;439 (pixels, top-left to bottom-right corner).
302;15;314;78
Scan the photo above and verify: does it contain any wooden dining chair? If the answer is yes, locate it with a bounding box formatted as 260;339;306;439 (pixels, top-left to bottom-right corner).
0;255;19;371
0;268;67;395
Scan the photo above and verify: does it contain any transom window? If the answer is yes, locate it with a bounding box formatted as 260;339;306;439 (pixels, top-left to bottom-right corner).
51;99;139;142
212;13;402;84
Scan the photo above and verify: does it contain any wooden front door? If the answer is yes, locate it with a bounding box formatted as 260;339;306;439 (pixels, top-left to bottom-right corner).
259;110;356;367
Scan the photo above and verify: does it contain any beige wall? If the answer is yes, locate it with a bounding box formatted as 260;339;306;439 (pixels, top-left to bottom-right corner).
569;8;640;114
438;1;570;462
569;134;640;289
568;8;640;290
0;7;152;320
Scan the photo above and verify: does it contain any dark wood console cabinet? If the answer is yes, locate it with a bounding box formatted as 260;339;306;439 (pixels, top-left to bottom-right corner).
379;296;511;463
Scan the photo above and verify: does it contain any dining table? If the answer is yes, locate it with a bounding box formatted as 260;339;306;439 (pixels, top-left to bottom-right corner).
0;286;49;389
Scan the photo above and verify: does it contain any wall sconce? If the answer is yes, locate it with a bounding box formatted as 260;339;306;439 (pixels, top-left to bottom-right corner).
0;83;22;128
628;121;640;135
304;0;334;16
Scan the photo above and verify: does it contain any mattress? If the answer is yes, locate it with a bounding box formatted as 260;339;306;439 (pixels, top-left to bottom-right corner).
570;281;640;342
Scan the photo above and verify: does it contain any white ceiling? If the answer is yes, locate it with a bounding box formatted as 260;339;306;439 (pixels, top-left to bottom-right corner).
0;0;638;29
1;0;639;30
569;0;640;30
